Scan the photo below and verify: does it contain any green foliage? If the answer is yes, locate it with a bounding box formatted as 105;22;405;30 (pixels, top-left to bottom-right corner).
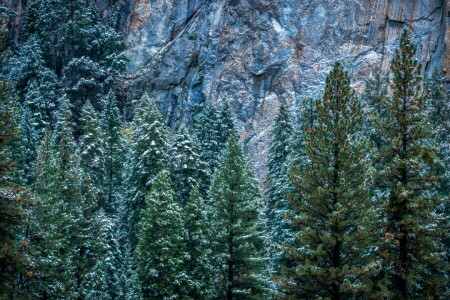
209;131;268;299
101;91;125;213
123;94;169;248
279;62;377;299
265;103;294;281
374;30;448;298
170;126;209;204
136;170;189;299
0;30;28;299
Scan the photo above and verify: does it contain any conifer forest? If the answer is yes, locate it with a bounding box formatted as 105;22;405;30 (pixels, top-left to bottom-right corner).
0;1;449;299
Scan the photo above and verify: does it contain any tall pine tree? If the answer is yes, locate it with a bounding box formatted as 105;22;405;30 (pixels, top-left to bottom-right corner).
101;90;125;213
375;30;448;298
265;103;294;280
209;131;268;299
279;62;377;299
169;126;209;204
136;170;189;299
123;94;169;248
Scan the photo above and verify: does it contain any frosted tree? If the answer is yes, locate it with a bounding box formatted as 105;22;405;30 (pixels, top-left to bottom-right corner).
136;170;189;299
278;62;377;299
183;186;215;298
169;126;209;204
264;103;294;281
123;93;169;248
101;90;125;213
209;131;268;299
14;106;41;185
79;100;105;210
194;101;221;174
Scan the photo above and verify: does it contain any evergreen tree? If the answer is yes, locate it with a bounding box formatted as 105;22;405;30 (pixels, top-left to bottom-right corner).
265;103;294;280
120;246;142;300
136;170;189;299
101;90;125;213
79;100;105;210
375;30;448;297
425;71;450;196
33;100;104;298
19;0;126;125
0;31;28;298
278;62;377;299
183;186;214;298
123;94;169;248
14;106;41;185
169;126;209;204
194;100;221;174
209;131;268;299
217;101;236;147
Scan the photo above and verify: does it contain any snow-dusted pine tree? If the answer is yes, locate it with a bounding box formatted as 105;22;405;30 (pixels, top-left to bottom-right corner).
123;94;169;248
79;100;105;210
101;91;125;213
209;130;268;299
169;126;209;204
264;102;294;286
136;170;189;299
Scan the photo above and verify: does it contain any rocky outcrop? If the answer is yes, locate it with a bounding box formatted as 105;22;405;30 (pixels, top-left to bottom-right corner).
122;0;449;176
3;0;449;176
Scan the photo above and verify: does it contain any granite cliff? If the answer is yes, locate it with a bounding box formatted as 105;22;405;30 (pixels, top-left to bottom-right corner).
4;0;450;175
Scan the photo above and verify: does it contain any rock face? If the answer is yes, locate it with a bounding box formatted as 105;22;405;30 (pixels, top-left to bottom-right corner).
121;0;449;175
3;0;449;176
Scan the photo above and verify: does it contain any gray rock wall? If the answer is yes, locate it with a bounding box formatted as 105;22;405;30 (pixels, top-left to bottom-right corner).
122;0;449;175
3;0;449;176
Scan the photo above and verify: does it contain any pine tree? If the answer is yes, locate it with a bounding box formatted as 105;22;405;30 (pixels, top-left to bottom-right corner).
209;131;268;299
32;100;104;298
120;246;142;300
14;106;41;185
0;30;28;299
375;30;448;297
216;101;236;147
79;100;105;210
101;90;125;213
19;0;126;127
123;93;169;248
194;100;221;174
183;186;214;298
278;62;377;299
136;170;189;299
265;103;294;280
169;126;209;204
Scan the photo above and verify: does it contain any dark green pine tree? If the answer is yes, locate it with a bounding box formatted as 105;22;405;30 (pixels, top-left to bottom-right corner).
425;71;450;197
9;35;59;128
101;90;125;213
0;31;28;298
123;94;169;248
194;100;221;174
136;170;189;299
278;62;377;299
265;103;294;279
19;0;126;123
79;100;105;210
216;101;236;147
14;106;41;185
209;130;268;299
32;100;104;298
169;125;209;204
375;30;448;298
120;246;142;300
183;186;215;298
